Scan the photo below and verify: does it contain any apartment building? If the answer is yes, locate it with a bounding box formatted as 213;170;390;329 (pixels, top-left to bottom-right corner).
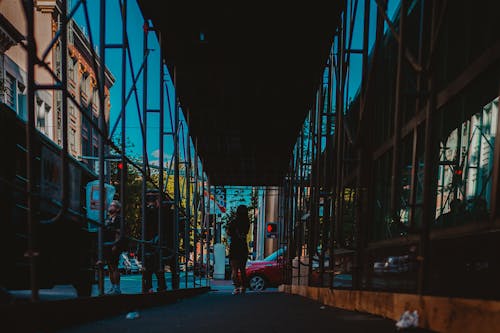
0;0;114;170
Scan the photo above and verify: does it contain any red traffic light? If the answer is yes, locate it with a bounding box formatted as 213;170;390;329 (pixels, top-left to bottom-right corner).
266;222;277;233
117;162;123;170
454;168;463;176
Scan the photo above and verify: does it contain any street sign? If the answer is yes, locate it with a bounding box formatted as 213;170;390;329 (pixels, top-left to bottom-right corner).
214;186;226;214
86;180;116;232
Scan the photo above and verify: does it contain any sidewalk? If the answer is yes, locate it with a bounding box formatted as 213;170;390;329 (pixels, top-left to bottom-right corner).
54;285;435;333
209;278;234;292
209;278;279;294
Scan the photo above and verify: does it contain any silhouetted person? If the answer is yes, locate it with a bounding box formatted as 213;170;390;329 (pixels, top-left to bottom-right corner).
142;190;167;293
103;200;126;295
227;205;250;295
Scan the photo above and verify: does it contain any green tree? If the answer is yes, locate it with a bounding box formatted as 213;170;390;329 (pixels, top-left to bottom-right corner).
108;138;144;241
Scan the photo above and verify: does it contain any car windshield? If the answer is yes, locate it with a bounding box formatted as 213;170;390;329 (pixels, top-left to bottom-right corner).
263;248;285;261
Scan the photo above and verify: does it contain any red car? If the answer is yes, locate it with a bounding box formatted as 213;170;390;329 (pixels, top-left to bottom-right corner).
245;248;285;291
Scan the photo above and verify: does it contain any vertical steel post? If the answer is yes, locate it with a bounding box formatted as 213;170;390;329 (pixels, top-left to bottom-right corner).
353;0;371;290
193;138;199;286
324;52;335;287
200;170;205;286
408;0;426;229
24;0;38;302
120;0;127;235
185;110;192;287
419;0;438;296
307;103;316;285
389;0;407;221
97;0;107;296
158;33;166;287
331;8;347;283
141;20;148;274
206;178;212;282
297;126;305;285
314;85;324;285
173;66;180;289
286;160;294;284
335;11;347;254
60;0;69;235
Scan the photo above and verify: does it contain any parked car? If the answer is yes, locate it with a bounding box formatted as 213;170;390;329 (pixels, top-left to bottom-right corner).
373;255;410;275
384;255;409;273
245;248;286;291
373;261;385;275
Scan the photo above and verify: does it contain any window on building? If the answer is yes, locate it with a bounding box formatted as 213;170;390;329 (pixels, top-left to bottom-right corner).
81;72;89;97
68;57;77;83
36;98;49;136
4;72;17;111
17;82;27;120
55;42;61;77
69;102;76;118
69;127;76;153
82;122;90;158
92;88;99;113
435;97;498;227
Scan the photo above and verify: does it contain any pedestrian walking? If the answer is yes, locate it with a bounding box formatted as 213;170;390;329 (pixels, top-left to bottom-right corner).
227;204;250;295
103;200;127;295
141;189;167;293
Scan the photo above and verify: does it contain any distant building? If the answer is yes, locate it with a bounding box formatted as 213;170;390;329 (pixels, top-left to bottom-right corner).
0;0;115;171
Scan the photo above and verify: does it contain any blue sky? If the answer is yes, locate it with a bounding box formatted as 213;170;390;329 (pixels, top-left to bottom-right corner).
73;0;187;167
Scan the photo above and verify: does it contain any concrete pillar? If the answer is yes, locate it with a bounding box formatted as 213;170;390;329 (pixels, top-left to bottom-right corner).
264;186;279;257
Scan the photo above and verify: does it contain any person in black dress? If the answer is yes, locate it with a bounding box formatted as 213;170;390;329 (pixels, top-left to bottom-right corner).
227;205;250;295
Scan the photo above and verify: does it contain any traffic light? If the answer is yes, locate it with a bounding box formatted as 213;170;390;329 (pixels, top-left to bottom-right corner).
116;161;127;186
266;222;278;238
452;167;463;186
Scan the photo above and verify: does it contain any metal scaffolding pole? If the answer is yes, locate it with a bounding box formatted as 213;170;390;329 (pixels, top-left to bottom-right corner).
326;51;336;287
408;0;426;234
389;0;407;221
97;0;107;296
120;0;128;238
207;178;212;281
185;110;192;288
307;97;317;285
353;0;371;290
23;0;38;302
200;169;205;286
141;19;149;280
158;33;167;289
319;61;332;288
173;66;180;289
419;0;439;296
193;138;199;287
313;85;323;285
285;159;294;284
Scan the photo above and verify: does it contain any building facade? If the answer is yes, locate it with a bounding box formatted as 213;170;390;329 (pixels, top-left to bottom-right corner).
0;0;114;169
